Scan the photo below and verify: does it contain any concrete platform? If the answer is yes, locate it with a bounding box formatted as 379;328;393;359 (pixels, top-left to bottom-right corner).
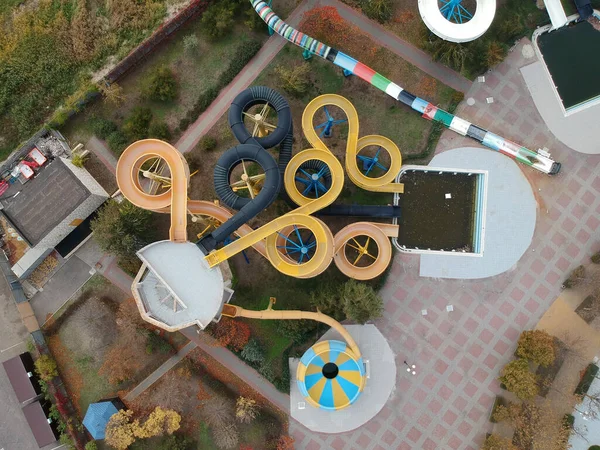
419;147;536;279
289;324;396;434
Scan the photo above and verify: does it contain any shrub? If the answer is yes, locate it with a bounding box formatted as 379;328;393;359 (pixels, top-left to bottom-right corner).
198;136;217;152
183;34;200;53
71;153;88;168
361;0;393;23
240;339;265;364
145;66;178;102
575;364;600;395
276;319;316;343
35;355;58;381
311;284;344;321
258;362;275;382
123;107;153;140
85;442;98;450
148;121;172;141
516;330;556;367
184;153;201;173
342;280;383;323
91;118;118;139
592;252;600;264
564;265;585;288
147;333;173;355
499;359;538;400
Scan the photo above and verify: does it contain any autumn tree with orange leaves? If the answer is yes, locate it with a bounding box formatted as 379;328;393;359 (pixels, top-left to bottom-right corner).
300;7;379;66
276;435;295;450
211;318;251;351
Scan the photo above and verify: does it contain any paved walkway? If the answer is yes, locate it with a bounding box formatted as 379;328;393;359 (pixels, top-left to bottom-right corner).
327;0;472;93
86;136;118;174
124;340;198;402
288;39;600;450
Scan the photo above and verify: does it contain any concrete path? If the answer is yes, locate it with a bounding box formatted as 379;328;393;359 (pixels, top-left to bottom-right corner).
326;0;472;94
29;255;93;326
180;327;290;412
288;39;600;450
124;340;198;402
86;136;118;173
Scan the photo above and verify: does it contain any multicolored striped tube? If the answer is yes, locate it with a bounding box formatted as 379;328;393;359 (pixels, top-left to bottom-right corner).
250;0;561;175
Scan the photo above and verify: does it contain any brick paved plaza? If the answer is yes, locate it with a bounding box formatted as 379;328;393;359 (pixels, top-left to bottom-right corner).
290;40;600;449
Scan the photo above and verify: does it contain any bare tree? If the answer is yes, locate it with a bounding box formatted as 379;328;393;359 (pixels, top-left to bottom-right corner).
203;397;233;428
212;423;239;450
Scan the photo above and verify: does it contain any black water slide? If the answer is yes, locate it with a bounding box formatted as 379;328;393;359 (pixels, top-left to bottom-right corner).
198;86;293;252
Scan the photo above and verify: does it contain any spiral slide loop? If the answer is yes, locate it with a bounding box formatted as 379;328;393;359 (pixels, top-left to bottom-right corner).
116;139;190;242
301;94;404;194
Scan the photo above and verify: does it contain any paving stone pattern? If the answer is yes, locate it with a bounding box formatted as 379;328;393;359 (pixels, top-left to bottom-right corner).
289;40;600;449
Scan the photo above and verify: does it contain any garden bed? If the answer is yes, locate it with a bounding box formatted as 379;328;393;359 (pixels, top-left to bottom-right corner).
536;339;567;397
130;353;287;449
44;275;186;415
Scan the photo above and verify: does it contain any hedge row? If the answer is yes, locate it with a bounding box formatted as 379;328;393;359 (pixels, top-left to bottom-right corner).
574;363;599;396
178;39;262;132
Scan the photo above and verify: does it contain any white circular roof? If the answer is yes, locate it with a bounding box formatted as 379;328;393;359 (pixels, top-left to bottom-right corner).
137;240;226;328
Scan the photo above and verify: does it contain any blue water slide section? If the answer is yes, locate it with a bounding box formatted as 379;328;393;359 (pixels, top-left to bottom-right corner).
411;97;430;113
333;52;358;74
482;132;504;151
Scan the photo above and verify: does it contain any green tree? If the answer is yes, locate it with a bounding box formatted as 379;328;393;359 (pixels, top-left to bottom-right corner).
123;107;153;140
311;284;344;321
201;2;235;39
342;280;383;324
361;0;393;23
34;355;58;382
516;330;556;367
240;339;265;364
499;359;539;400
275;63;311;97
148;121;172;141
145;66;178;102
428;39;469;72
91;199;153;260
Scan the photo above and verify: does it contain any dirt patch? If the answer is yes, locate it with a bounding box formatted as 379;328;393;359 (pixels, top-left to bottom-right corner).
83;152;118;194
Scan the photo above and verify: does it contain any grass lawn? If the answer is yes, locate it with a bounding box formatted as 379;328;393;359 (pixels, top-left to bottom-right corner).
61;18;269;152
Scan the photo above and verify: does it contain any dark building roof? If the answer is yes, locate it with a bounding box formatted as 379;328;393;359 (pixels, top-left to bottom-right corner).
2;352;41;403
0;158;90;245
22;400;58;447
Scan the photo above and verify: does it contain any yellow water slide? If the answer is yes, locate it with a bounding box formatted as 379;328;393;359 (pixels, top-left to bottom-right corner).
116;139;189;242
